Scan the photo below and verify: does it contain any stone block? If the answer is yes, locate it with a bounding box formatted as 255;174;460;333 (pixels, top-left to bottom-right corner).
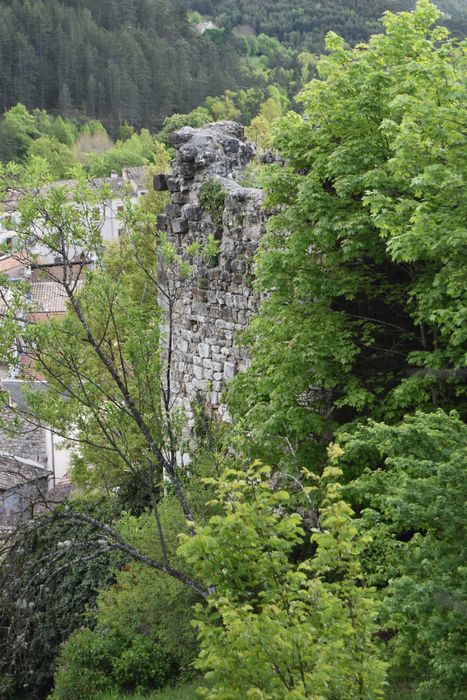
180;162;196;178
199;343;210;358
172;191;188;204
166;177;180;192
193;365;204;380
223;362;236;380
192;288;207;303
183;205;202;221
154;173;168;191
172;218;188;234
166;203;182;218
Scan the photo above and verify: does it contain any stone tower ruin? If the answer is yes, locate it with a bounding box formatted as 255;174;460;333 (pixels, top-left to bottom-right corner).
155;121;266;435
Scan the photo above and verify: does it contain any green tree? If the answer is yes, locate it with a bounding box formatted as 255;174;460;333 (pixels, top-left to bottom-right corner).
229;0;467;467
29;136;80;179
341;410;467;699
48;116;78;147
180;460;387;699
2;103;38;161
0;162;206;593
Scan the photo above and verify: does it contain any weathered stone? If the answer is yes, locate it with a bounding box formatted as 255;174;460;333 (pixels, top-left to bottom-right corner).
180;162;196;178
223;362;236;380
172;218;188;234
166;177;180;192
166;203;182;218
183;205;202;221
199;343;210;358
154;173;168;191
157;121;267;439
172;191;189;204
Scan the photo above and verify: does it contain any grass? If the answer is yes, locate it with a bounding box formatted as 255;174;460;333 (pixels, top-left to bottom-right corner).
96;679;204;699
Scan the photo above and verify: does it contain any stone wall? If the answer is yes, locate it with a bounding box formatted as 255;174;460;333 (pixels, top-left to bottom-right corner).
0;380;49;467
0;414;48;467
155;122;266;436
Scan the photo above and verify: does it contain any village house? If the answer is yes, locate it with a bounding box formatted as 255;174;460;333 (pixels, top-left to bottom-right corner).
0;166;148;259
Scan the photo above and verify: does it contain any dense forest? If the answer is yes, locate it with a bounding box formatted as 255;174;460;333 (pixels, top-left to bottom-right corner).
2;0;466;134
0;0;245;131
186;0;467;49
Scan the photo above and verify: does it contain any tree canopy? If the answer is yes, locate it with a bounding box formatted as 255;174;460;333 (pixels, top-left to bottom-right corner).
229;0;467;466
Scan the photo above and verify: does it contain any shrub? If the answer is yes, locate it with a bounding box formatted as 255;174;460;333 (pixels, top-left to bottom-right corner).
50;629;174;700
198;179;225;228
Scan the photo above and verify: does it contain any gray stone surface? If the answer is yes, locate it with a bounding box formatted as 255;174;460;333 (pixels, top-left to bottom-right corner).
157;122;266;433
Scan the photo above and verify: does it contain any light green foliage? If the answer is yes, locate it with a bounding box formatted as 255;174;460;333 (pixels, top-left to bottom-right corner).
245;93;286;151
179;462;386;699
0;165;164;494
49;116;79;147
118;122;136;142
341;410;467;698
204;91;241;122
29;136;80;179
85;129;156;177
229;1;467;467
198;179;225;228
140;142;171;216
1;103;38;161
95;679;204;699
202;234;220;266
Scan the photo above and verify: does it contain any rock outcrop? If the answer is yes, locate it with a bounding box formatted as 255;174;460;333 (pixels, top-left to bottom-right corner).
155;122;266;436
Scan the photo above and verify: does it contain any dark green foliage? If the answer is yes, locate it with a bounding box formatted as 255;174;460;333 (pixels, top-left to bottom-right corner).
0;0;244;133
342;410;467;698
198;179;225;228
187;0;466;50
51;498;201;698
49;628;175;699
0;495;124;700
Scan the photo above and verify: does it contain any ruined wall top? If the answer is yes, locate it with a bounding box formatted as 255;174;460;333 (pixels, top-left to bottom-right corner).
170;120;255;176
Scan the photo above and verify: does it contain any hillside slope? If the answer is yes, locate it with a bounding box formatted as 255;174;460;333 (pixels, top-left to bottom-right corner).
0;0;244;131
187;0;467;49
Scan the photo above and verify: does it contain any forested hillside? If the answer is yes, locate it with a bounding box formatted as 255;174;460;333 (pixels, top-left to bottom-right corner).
187;0;467;49
1;0;465;132
0;0;244;131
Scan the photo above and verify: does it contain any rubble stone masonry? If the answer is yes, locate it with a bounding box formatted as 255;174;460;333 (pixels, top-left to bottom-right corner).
155;122;267;435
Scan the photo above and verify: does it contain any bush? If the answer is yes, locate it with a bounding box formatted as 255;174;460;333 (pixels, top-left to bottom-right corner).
198;179;225;228
0;495;124;699
179;461;386;699
50;629;174;700
50;496;202;698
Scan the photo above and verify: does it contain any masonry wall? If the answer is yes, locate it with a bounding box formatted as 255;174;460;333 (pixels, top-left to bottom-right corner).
0;413;48;466
155;122;266;436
